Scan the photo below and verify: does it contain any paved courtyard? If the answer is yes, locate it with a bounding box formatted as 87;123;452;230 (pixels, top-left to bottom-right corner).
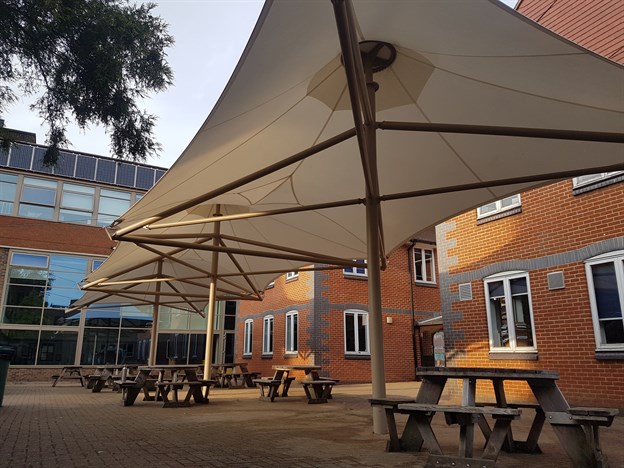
0;381;622;467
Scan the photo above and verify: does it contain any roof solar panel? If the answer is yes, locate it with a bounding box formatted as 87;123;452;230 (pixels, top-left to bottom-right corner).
55;152;76;177
155;170;166;183
32;147;53;173
116;163;136;187
96;159;116;184
75;155;96;180
0;147;8;166
136;166;155;189
8;144;32;170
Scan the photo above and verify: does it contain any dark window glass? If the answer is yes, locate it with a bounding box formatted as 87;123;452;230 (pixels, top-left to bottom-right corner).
0;329;38;365
117;329;151;364
81;328;121;365
2;306;42;325
188;334;206;364
157;333;189;364
37;331;77;365
6;284;45;307
224;315;236;330
345;314;355;352
85;308;121;328
592;263;621;320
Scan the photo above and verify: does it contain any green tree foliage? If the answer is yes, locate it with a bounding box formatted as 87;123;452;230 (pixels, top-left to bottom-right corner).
0;0;174;164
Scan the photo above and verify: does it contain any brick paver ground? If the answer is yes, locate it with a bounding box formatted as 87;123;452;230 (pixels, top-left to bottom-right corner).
0;381;622;467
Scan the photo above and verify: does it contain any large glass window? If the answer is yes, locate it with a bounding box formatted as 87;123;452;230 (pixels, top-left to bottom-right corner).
484;272;536;351
263;315;274;355
97;189;131;226
344;309;369;355
243;319;253;356
0;172;17;215
586;252;624;350
414;246;436;284
59;183;95;224
574;171;622;188
285;311;298;354
19;177;58;220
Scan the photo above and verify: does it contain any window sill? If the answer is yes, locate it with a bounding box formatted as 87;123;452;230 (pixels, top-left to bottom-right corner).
477;206;522;225
573;173;623;196
261;354;274;359
344;354;370;360
595;351;624;360
283;353;298;359
488;351;538;361
242;354;252;359
414;281;437;288
343;274;368;281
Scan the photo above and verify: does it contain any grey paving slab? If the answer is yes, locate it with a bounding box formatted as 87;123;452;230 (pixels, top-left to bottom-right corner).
0;381;622;467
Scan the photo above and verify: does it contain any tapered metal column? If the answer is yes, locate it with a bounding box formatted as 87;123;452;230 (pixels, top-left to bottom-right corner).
203;206;222;380
148;260;163;366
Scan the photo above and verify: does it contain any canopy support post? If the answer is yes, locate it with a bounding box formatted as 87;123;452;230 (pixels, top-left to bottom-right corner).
203;205;222;380
148;260;163;366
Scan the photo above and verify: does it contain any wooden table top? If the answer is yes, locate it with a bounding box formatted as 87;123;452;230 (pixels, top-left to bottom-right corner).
416;367;560;380
272;364;322;371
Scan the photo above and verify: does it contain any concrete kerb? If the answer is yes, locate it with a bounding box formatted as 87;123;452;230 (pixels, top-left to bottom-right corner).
0;381;622;467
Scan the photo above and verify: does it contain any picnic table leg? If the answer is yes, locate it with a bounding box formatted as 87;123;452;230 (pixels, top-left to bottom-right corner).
123;387;141;406
383;408;403;452
52;371;64;387
459;377;476;457
529;379;594;467
482;418;514;460
492;378;515;452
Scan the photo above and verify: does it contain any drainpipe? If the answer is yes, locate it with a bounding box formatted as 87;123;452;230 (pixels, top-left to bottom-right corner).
408;240;418;379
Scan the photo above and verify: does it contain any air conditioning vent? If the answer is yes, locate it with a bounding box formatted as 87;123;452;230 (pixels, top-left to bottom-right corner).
459;283;473;301
547;271;565;290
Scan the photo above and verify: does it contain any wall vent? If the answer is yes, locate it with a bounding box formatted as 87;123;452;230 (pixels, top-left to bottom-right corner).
547;271;565;290
459;283;473;301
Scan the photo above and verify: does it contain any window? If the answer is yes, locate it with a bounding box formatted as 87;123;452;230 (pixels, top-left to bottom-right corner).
285;311;298;354
2;252;104;327
262;316;274;355
0;173;17;215
266;280;275;289
344;309;369;355
97;189;131;226
484;272;536;352
344;260;367;278
243;319;253;355
19;177;57;220
59;183;95;224
574;171;622;188
477;194;521;218
285;271;298;281
586;251;624;350
413;246;436;284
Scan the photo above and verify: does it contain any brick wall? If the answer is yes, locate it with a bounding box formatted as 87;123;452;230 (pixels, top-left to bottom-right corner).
238;245;442;383
439;179;624;407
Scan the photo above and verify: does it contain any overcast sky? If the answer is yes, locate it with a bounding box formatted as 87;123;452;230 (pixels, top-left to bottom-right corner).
3;0;518;169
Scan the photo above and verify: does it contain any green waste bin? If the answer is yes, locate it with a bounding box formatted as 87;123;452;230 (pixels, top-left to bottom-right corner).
0;346;15;407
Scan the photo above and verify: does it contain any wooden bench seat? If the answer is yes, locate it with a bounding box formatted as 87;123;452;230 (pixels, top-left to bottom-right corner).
253;379;282;402
396;403;521;468
301;380;337;404
562;407;619;467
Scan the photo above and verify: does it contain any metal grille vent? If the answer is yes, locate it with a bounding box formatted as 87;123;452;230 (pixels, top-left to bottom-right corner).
547;271;565;290
459;283;473;301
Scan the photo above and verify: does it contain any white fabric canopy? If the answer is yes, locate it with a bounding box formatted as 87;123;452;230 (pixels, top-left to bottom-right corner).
74;0;623;435
75;0;623;317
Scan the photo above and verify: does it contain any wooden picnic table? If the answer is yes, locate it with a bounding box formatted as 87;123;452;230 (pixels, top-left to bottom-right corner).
211;362;259;388
371;367;618;467
51;366;85;387
253;365;336;404
88;365;138;392
120;365;215;408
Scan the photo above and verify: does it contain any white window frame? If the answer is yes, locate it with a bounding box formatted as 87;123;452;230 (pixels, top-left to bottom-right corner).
477;194;521;219
344;309;370;355
413;246;436;285
585;251;624;351
344;260;367;278
573;171;623;188
262;315;274;355
484;271;537;353
285;311;298;354
243;319;253;356
285;271;298;281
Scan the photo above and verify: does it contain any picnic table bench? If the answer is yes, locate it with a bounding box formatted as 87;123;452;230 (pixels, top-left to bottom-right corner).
258;365;337;404
397;403;522;468
51;366;85;387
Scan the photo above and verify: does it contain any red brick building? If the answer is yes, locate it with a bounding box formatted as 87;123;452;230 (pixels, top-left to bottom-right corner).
435;0;624;406
237;238;441;383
